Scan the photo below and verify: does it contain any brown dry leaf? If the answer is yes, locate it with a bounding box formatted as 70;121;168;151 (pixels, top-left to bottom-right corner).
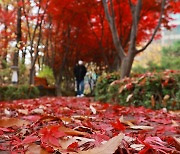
173;136;180;146
130;144;145;151
78;133;124;154
119;116;134;126
162;100;167;107
124;136;135;143
0;117;30;127
110;80;121;86
118;86;124;94
171;101;177;108
151;95;155;107
163;95;170;101
31;108;44;114
60;117;72;124
59;127;89;136
139;78;146;86
169;110;180;117
26;143;49;154
60;136;95;149
90;105;96;114
172;120;179;127
74;126;93;134
130;125;153;130
18;109;29;115
72;115;89;121
4;108;12;116
126;94;133;103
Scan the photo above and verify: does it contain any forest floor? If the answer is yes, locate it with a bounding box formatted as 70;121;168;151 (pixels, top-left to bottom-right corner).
0;97;179;154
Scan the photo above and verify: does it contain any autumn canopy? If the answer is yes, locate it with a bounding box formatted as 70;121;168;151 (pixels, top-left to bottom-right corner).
0;0;180;89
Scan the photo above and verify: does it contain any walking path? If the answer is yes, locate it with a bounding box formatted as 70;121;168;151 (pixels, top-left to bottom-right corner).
0;97;179;153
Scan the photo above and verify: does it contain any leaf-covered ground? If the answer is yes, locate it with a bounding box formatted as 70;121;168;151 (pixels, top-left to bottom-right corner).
0;97;179;154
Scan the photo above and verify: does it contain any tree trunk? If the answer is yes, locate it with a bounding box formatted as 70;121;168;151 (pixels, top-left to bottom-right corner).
29;67;35;85
120;53;135;79
3;6;8;64
55;77;62;96
13;1;22;67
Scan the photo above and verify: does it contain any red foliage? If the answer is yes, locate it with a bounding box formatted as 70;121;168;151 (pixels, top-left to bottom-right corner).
0;97;179;153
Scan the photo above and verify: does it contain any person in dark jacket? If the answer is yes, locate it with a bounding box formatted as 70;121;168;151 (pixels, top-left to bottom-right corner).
74;60;87;97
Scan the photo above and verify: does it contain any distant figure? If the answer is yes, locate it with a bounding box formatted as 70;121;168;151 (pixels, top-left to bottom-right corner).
86;68;97;94
74;60;87;97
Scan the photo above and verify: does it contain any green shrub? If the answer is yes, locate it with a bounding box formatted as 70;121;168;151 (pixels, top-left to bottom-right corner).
0;85;40;101
94;72;120;102
18;63;29;85
95;70;180;110
38;66;55;86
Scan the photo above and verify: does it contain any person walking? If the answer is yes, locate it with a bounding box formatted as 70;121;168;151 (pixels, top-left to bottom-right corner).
74;60;87;97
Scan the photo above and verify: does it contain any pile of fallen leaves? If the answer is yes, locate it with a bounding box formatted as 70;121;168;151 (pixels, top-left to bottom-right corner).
0;97;179;153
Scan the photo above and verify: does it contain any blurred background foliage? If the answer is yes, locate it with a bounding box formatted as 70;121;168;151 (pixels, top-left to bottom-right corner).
132;40;180;73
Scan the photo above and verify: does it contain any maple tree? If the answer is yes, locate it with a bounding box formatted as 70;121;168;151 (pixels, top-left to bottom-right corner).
102;0;180;78
0;0;180;92
0;0;16;66
42;0;180;81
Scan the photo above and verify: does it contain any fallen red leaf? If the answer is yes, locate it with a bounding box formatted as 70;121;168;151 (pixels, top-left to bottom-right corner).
111;119;126;131
0;97;179;153
67;142;78;150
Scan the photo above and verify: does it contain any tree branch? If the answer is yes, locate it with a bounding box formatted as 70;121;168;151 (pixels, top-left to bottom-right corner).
128;0;133;10
136;0;166;54
128;0;142;55
102;0;125;59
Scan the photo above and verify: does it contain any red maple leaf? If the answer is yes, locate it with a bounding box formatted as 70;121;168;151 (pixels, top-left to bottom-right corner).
111;119;125;131
67;142;79;150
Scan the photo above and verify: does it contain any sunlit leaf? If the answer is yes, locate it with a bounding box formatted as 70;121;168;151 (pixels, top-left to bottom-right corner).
0;117;30;127
79;133;124;154
130;144;145;151
90;104;96;114
130;125;154;130
26;143;49;154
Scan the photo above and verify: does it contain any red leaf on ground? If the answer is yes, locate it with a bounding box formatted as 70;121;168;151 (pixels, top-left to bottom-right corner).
48;135;60;147
22;115;41;122
67;142;78;149
41;142;54;153
0;127;14;132
22;135;39;144
111;119;125;131
50;125;66;138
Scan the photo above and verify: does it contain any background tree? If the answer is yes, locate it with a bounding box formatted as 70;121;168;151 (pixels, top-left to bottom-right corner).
102;0;180;78
0;0;16;67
